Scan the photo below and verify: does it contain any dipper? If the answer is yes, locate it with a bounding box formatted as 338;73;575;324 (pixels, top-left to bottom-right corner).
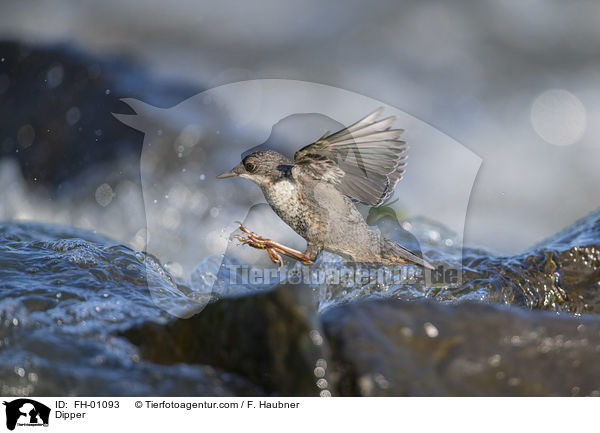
217;108;434;270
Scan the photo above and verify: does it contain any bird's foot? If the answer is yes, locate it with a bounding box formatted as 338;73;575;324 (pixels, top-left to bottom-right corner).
233;222;284;268
233;222;315;268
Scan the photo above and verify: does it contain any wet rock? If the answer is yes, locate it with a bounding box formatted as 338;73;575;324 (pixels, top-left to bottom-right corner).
122;284;331;396
0;332;263;397
0;221;260;397
0;40;194;193
322;298;600;396
461;209;600;313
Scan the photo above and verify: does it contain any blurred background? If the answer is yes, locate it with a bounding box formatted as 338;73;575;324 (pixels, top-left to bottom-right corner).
1;0;599;255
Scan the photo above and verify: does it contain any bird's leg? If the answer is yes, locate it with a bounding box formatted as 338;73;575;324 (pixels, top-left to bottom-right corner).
304;244;322;265
233;222;316;267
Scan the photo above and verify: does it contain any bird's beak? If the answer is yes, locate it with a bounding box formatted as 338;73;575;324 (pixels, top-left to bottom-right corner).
216;170;237;179
216;162;245;179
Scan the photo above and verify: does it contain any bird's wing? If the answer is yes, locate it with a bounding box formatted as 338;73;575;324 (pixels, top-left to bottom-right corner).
293;107;407;206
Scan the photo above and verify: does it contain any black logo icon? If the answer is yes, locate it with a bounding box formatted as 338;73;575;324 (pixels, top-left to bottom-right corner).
3;399;50;431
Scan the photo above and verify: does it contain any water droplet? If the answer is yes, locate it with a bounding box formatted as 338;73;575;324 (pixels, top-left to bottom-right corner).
424;322;439;338
66;106;81;125
488;354;501;367
374;374;390;389
531;89;586;146
309;329;323;346
46;64;64;89
95;183;114;207
508;377;521;386
428;231;440;241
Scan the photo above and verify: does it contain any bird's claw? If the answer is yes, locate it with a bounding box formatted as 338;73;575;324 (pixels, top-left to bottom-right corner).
233;222;284;269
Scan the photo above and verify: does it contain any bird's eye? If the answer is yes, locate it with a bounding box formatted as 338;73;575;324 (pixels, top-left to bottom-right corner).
245;162;257;173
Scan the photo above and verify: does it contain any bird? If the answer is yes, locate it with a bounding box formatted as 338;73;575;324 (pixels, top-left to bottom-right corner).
216;107;434;270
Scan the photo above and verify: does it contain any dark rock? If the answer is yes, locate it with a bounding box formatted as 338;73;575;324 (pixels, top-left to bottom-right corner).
122;284;331;396
460;209;600;313
0;40;195;194
322;297;600;396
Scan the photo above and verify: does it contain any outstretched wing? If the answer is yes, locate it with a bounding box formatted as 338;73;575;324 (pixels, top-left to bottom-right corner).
293;107;407;206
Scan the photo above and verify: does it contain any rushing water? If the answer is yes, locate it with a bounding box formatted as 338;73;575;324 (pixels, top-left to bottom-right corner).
0;222;261;396
1;206;598;396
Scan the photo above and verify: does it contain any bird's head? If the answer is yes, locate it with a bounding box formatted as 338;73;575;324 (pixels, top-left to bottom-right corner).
216;150;292;187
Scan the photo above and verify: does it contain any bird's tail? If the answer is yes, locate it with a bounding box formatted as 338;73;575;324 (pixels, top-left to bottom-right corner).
381;237;435;270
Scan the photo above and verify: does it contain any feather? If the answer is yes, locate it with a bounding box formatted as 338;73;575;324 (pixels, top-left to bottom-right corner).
293;107;408;206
